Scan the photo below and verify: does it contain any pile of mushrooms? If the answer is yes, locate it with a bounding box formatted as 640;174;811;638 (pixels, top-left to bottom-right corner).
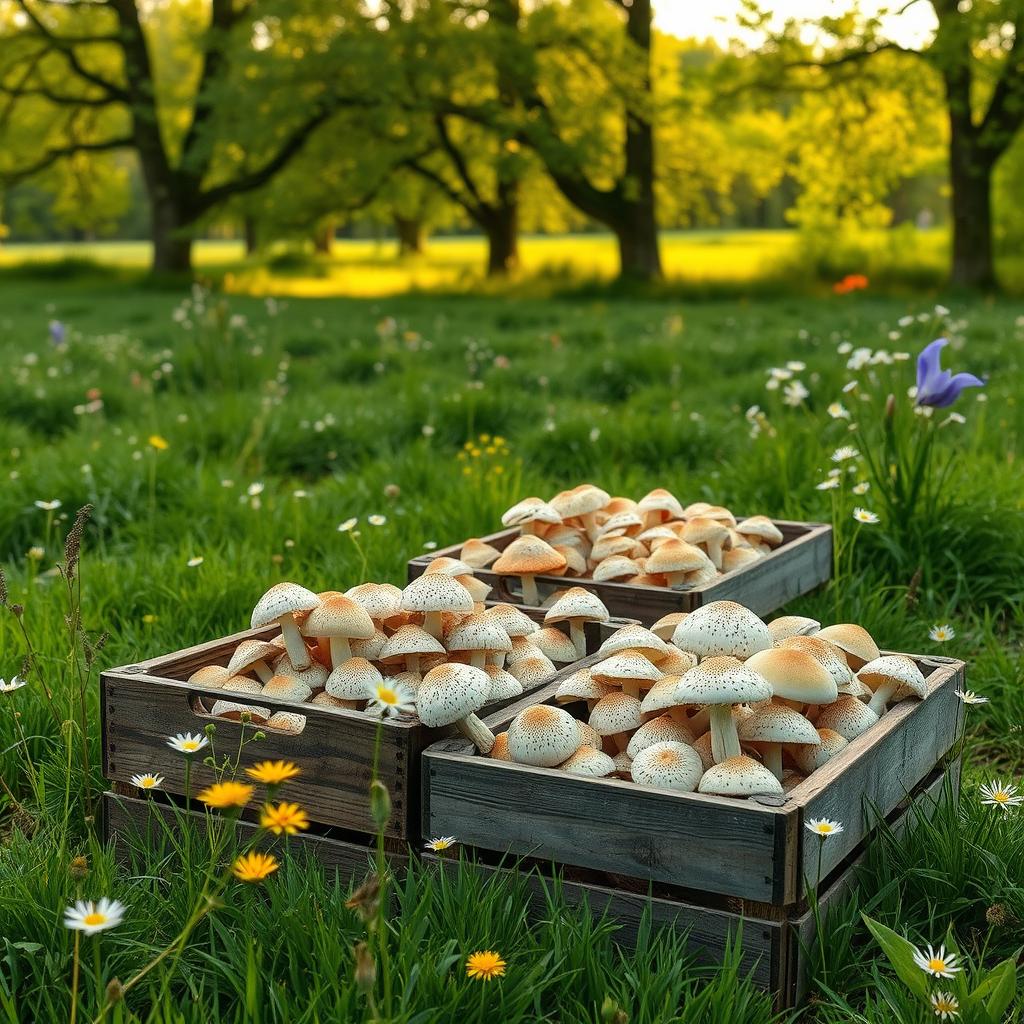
490;600;928;798
460;484;785;600
184;562;610;752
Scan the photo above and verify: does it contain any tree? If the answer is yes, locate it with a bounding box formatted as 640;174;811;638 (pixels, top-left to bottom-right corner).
0;0;386;273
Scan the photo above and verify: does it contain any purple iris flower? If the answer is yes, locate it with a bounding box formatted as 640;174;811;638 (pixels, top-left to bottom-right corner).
48;320;66;346
915;338;984;408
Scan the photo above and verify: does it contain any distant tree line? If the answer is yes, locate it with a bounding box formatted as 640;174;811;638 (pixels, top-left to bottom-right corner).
0;0;1022;287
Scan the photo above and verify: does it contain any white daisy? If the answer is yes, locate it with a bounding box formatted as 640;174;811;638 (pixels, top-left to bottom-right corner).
853;508;879;524
786;360;806;372
929;624;955;642
831;446;860;463
980;780;1023;812
34;499;62;511
130;773;164;791
367;680;416;719
423;541;438;550
782;381;810;407
186;556;204;568
815;479;840;491
806;818;844;837
827;402;850;420
0;677;27;694
852;481;870;495
166;732;209;755
930;991;960;1020
954;690;987;705
424;835;458;852
367;515;387;526
337;517;358;533
63;898;126;935
912;943;961;979
246;482;264;497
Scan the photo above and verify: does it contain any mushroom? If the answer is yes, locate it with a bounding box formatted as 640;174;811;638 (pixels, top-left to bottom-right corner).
626;714;695;759
858;655;927;715
209;676;271;723
446;612;513;669
791;728;848;775
588;691;643;752
250;582;321;671
590;535;645;563
544;587;610;658
698;755;783;797
226;640;279;684
301;594;375;669
777;635;855;691
645;540;713;588
592;555;643;583
766;615;821;642
814;696;879;741
736;516;784;550
188;665;231;689
549;484;610;541
460;537;502;569
501;497;562;536
599;624;670;661
722;548;761;573
270;654;328;693
345;582;404;626
310;691;362;711
656;648;698;675
682;517;730;570
456;573;492;604
691;732;714;771
636;488;685;529
528;626;580;665
266;711;306;733
560;745;617;777
492;536;566;606
261;673;313;704
508;653;557;688
379;624;446;678
401;573;474;641
592;649;662;699
737;701;819;781
554;667;612;708
424;556;476;577
417;663;495;752
631;741;703;791
671;600;772;660
745;647;838;712
482;664;523;702
639;676;693;727
506;704;581;766
490;732;512;760
670;657;772;763
651;611;687;642
551;546;587;578
598;510;645;539
325;658;382;702
815;623;880;671
610;750;633;778
350;628;388;663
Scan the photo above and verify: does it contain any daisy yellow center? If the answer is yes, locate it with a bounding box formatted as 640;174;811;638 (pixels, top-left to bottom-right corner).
142;778;156;787
83;912;107;927
377;687;399;705
182;740;199;751
992;791;1009;803
929;958;948;972
934;997;956;1010
816;824;834;833
432;839;452;849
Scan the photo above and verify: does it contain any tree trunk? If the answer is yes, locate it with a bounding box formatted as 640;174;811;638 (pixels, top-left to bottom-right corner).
484;182;519;276
150;197;193;275
948;132;996;289
313;220;334;254
614;209;661;282
244;216;259;256
394;215;426;255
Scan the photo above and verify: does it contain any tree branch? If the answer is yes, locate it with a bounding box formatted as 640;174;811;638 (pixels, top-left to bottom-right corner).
1;134;132;184
979;16;1024;154
401;155;485;223
432;113;484;207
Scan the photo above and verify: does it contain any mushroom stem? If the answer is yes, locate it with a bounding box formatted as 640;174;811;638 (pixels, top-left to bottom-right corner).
667;706;690;727
520;574;539;606
568;620;587;659
665;570;688;589
406;654;421;677
620;681;641;699
456;713;496;753
705;539;724;570
688;707;710;734
867;681;898;716
761;743;784;781
277;614;311;670
708;704;741;764
612;731;631;753
329;636;352;668
422;610;444;641
494;652;507;669
804;704;820;724
253;660;274;684
470;651;487;670
581;511;600;542
520;522;539;537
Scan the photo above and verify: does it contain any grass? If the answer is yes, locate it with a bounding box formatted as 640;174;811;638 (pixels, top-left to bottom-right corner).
0;263;1022;1022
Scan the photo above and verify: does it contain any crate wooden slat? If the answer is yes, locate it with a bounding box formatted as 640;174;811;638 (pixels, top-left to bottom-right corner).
408;521;832;624
422;652;964;906
102;607;630;843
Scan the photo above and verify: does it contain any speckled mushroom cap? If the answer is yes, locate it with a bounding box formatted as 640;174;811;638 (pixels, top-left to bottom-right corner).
544;587;610;626
506;704;581;767
637;488;685;521
416;663;491;728
485;603;539;637
483;664;523;701
639;675;687;716
446;613;513;657
460;538;502;569
302;595;375;642
270;658;329;691
766;615;821;642
508;654;556;686
651;611;688;642
745;647;839;705
561;745;617;777
645;540;712;576
261;673;313;703
588;691;643;736
546;524;588;551
791;727;849;774
379;624;446;663
592;650;663;688
626;715;695;759
266;711;307;733
722;548;761;573
501;497;563;529
671;657;773;707
816;624;881;667
698;755;783;796
401;573;475;616
656;648;698;674
599;624;669;659
554;667;612;704
310;691;362;710
814;696;879;741
457;573;493;603
492;535;566;577
598;510;644;537
209;676;270;721
857;655;927;698
737;701;819;745
528;626;579;663
325;658;383;700
226;641;281;678
550;484;610;519
736;515;784;547
636;525;678;547
592;555;643;582
490;732;512;760
702;505;738;527
188;665;232;689
350;628;388;662
506;635;539;664
577;721;602;748
682;516;730;547
551;546;587;576
631;741;703;792
424;556;476;578
777;635;855;688
591;535;644;562
251;582;321;628
671;601;772;659
345;582;404;622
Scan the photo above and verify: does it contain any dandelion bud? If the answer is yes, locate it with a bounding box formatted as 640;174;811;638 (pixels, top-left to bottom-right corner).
204;722;217;736
68;855;90;880
884;393;896;420
252;731;266;742
369;780;391;828
383;484;400;499
353;941;376;993
986;903;1011;927
11;604;23;618
105;979;124;1004
344;875;381;923
240;711;252;724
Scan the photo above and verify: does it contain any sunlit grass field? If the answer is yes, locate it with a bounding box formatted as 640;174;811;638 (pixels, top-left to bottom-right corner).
0;264;1022;1022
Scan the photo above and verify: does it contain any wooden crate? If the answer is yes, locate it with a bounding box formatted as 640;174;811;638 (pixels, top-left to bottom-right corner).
101;607;629;843
422;766;951;1009
422;652;964;906
407;521;832;624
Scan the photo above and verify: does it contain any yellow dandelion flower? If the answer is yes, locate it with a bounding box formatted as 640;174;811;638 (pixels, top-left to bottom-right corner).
466;950;506;981
197;781;254;809
246;760;301;785
260;801;309;835
148;435;169;451
233;851;279;882
493;466;504;474
479;433;491;443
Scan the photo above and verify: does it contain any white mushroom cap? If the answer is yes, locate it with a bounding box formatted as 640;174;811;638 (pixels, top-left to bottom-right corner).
591;535;644;562
260;674;313;703
271;657;329;692
301;595;374;641
745;648;839;705
251;582;320;628
592;650;663;687
645;540;712;576
722;548;761;573
501;497;562;528
379;624;446;662
446;613;513;656
506;704;581;766
598;510;644;537
310;691;362;710
226;641;280;678
544;587;610;626
592;555;643;582
577;721;602;748
508;654;556;686
588;691;643;736
766;615;821;642
598;624;669;659
737;702;819;745
637;488;685;521
350;628;388;662
698;755;784;796
560;745;616;777
691;732;714;771
188;665;232;689
528;626;580;664
456;574;492;603
791;728;849;774
736;515;784;546
816;624;881;668
401;574;475;616
209;676;271;722
345;582;404;622
671;601;772;659
631;741;703;791
655;648;698;675
626;715;695;758
814;696;879;741
651;611;687;642
550;484;610;519
639;676;688;716
858;655;927;698
483;664;524;701
424;556;475;577
460;538;502;569
777;635;855;688
416;663;491;728
485;603;539;637
554;667;612;704
672;657;772;707
325;658;383;700
266;711;307;733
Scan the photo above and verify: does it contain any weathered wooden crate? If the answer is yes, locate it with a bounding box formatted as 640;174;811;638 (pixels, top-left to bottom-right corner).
422;652;964;906
102;606;630;843
407;521;832;624
422;766;952;1009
